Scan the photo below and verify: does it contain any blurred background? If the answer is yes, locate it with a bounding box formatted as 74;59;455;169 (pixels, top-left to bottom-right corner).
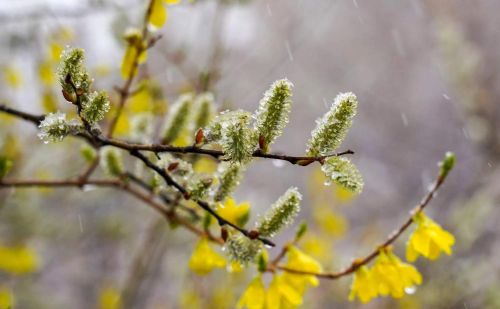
1;0;499;308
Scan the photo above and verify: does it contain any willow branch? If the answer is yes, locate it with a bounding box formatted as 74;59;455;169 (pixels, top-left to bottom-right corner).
0;178;219;243
0;104;354;165
130;149;275;247
273;168;450;279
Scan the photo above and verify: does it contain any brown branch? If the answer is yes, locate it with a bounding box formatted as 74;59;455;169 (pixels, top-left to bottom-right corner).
273;168;450;279
0;104;354;165
0;177;221;243
130;149;275;247
106;0;155;137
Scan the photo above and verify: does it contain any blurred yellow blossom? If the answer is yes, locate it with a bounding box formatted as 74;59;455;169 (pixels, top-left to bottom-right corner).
149;0;180;28
41;90;58;113
349;265;378;303
120;29;147;79
237;275;266;309
406;212;455;262
372;248;422;298
49;42;64;62
216;198;250;227
0;245;39;275
38;61;55;86
194;157;218;174
99;286;122;309
3;66;22;88
281;246;322;294
0;287;14;309
266;274;302;309
188;238;226;275
312;207;347;236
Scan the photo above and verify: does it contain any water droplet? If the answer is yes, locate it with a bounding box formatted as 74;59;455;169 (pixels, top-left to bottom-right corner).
405;286;417;295
284;40;294;62
272;160;285;168
82;185;97;192
264;244;273;249
401;113;408;127
266;3;273;16
442;94;451;100
324;180;332;186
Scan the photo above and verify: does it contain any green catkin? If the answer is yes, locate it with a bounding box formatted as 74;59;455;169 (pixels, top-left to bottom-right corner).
256;187;302;237
306;92;358;156
188;176;213;200
57;48;92;99
38;112;82;143
254;78;293;152
193;92;215;132
321;157;364;193
213;162;244;202
225;233;262;264
100;147;124;177
162;93;193;144
81;91;110;124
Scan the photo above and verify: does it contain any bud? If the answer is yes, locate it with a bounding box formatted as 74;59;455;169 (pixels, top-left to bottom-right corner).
439;152;456;178
306;92;358;156
256;187;302;237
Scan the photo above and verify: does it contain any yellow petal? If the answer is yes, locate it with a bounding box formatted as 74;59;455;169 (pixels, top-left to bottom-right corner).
38;61;55;86
0;287;14;309
165;0;180;4
120;45;138;79
188;238;225;275
99;286;122;309
237;276;266;309
0;245;39;275
149;0;167;28
3;66;22;88
49;42;63;62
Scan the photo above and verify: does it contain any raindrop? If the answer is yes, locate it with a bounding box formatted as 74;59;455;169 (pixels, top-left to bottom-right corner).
405;286;417;295
442;94;451;100
266;3;273;17
264;244;273;249
285;40;294;62
82;185;97;192
487;162;492;168
391;29;406;56
78;214;84;233
401;113;408;127
324;180;332;186
272;160;285;168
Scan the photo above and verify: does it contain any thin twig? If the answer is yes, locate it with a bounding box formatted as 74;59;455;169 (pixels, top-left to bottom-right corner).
273;170;450;279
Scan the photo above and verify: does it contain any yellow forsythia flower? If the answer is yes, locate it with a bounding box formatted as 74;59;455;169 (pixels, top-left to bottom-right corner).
372;249;422;298
349;265;378;303
216;198;250;227
406;212;455;262
120;29;147;79
99;286;122;309
266;274;302;309
149;0;180;28
0;286;14;309
0;245;39;275
193;157;218;174
237;276;266;309
188;238;226;275
281;246;322;294
38;61;55;86
41;90;58;113
3;66;22;88
49;42;63;62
